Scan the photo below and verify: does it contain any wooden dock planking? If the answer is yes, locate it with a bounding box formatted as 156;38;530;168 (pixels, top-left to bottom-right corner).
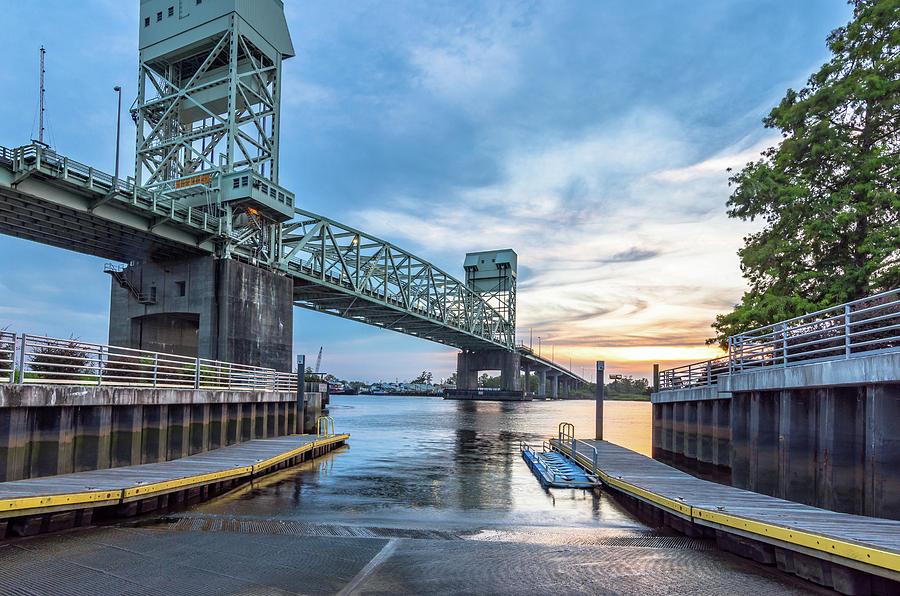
554;438;900;578
0;433;349;520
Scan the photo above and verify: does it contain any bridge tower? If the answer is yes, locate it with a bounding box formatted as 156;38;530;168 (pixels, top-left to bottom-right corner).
108;0;296;370
456;250;521;393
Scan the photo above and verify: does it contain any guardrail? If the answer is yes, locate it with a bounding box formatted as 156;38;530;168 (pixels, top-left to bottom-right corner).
1;333;299;392
657;288;900;391
0;331;15;383
659;356;729;391
729;288;900;373
1;143;221;235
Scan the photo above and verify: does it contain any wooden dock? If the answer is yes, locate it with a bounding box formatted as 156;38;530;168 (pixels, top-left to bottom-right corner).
553;437;900;591
0;433;349;537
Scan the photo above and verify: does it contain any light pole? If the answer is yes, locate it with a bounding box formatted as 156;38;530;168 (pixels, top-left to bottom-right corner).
538;336;541;357
113;85;122;187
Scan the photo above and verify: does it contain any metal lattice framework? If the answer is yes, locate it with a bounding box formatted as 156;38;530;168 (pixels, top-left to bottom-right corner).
281;208;515;350
134;28;283;186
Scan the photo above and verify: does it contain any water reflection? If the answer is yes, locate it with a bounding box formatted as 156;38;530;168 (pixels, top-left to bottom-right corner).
188;396;652;534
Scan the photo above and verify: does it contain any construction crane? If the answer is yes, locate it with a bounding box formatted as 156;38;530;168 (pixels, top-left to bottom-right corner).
314;346;323;374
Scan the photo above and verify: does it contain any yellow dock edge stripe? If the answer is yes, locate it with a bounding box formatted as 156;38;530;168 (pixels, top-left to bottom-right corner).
1;490;122;513
250;434;349;472
552;440;900;573
1;434;351;514
123;466;253;498
693;508;900;573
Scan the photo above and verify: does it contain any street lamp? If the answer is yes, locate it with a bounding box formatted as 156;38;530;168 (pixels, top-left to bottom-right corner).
538;336;541;357
113;85;122;187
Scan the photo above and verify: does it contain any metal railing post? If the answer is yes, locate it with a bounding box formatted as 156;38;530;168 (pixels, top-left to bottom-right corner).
844;304;851;358
194;357;201;389
782;323;788;367
152;353;158;388
16;335;26;384
97;344;104;386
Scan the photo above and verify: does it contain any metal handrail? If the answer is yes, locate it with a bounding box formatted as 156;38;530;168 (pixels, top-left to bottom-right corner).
0;331;15;383
659;356;729;390
657;288;900;391
0;332;299;392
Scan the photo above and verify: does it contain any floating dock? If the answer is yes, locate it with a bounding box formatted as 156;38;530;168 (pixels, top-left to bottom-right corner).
0;432;348;539
552;436;899;594
521;442;599;488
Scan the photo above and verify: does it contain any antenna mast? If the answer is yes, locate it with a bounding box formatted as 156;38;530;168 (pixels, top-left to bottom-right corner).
38;46;46;145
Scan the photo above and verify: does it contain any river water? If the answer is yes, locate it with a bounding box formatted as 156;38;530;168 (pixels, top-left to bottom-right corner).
8;395;823;593
192;396;652;532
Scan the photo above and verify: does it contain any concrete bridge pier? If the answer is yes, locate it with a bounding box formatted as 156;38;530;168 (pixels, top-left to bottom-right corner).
108;256;293;372
551;374;559;398
456;349;521;391
538;371;547;397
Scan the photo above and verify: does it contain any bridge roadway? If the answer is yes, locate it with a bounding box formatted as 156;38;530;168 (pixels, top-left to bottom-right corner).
0;143;585;387
555;437;900;593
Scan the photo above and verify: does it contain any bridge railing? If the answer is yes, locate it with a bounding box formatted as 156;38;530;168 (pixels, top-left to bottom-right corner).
658;356;729;391
0;333;299;392
729;288;900;373
2;143;220;235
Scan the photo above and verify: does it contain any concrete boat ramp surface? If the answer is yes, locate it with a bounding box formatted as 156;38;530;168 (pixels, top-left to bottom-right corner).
555;439;900;594
0;437;845;595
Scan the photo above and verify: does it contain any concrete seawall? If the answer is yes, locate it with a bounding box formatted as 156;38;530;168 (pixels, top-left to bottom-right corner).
0;383;327;482
651;352;900;520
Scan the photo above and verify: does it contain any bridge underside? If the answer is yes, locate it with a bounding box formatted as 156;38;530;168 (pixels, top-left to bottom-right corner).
291;279;499;351
0;184;205;262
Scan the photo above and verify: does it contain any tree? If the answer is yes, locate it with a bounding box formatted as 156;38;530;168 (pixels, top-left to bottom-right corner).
710;0;900;347
29;337;92;381
411;370;433;384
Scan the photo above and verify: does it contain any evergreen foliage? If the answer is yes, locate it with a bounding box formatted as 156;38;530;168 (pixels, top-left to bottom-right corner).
711;0;900;347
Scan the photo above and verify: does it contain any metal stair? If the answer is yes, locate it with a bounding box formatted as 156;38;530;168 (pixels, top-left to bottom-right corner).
103;263;156;304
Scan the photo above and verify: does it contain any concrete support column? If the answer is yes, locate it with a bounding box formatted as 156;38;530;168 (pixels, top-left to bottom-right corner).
816;387;865;515
499;351;521;392
110;406;143;468
673;402;685;459
749;391;779;496
73;406;112;473
166;404;190;461
684;401;698;462
538;371;547;397
189;404;209;455
0;408;28;481
713;399;730;468
523;363;531;395
652;403;664;459
697;400;713;467
551;375;558;398
865;383;900;519
731;393;750;489
208;404;224;450
777;390;816;504
456;351;478;391
141;405;168;464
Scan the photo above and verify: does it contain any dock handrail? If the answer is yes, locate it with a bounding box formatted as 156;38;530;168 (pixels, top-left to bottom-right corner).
317;416;335;437
1;332;298;392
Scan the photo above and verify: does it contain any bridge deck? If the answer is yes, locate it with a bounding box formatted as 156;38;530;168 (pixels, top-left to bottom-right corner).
0;434;349;523
553;438;900;580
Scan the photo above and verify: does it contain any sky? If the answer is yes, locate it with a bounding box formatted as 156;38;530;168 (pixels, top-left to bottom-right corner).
0;0;853;383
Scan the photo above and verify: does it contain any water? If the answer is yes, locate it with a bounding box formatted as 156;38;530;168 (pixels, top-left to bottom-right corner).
191;396;653;534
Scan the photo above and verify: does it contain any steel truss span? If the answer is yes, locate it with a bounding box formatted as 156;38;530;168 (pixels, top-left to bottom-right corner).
282;209;514;351
0;143;514;352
